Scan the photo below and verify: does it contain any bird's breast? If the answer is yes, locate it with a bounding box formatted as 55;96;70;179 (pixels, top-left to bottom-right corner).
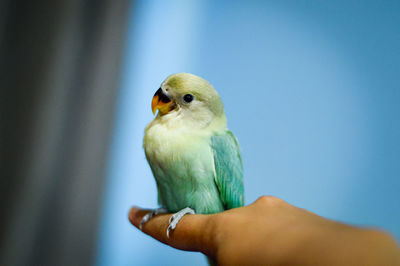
144;121;214;178
143;121;223;213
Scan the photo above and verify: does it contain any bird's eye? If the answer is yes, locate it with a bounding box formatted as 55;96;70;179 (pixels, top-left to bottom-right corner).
183;94;194;103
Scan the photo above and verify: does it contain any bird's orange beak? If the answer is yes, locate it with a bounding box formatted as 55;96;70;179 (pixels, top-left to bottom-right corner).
152;88;173;115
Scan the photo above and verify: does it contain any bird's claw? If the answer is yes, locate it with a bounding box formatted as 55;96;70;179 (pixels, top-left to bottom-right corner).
139;208;167;230
166;207;195;238
139;213;151;230
166;224;173;238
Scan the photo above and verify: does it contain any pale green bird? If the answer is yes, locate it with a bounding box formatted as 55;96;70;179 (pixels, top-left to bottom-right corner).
141;73;244;237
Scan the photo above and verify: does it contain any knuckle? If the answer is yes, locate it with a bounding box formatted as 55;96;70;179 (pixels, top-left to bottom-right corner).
206;214;221;237
210;213;231;241
197;214;220;255
255;195;283;206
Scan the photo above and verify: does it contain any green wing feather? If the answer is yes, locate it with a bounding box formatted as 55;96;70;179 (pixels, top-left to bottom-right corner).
211;130;244;210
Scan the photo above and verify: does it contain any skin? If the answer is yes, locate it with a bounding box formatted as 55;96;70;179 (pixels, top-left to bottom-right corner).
129;196;400;266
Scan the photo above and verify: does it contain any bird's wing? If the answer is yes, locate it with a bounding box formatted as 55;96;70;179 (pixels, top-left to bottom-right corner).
210;130;244;210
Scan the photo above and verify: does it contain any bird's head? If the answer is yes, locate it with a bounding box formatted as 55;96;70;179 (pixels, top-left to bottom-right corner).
151;73;226;128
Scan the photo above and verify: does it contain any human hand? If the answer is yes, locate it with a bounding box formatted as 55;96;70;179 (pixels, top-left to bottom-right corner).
129;196;400;266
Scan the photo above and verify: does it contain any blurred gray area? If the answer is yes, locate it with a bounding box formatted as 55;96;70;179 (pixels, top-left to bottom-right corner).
0;0;131;265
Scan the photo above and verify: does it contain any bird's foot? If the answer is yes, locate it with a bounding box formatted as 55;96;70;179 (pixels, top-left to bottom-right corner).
167;207;195;238
139;207;168;230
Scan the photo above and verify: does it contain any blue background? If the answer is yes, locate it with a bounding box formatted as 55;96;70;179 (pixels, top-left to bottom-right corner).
96;1;400;265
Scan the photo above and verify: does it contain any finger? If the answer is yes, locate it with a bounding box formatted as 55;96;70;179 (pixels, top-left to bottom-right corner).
128;207;216;255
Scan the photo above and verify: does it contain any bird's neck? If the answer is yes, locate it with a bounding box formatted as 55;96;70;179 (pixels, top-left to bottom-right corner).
152;108;227;132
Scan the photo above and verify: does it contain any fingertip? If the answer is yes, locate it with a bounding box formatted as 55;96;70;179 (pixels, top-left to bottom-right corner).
127;207;215;255
128;206;142;227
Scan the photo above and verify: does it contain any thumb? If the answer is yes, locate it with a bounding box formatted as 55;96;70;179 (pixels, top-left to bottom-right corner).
128;207;216;256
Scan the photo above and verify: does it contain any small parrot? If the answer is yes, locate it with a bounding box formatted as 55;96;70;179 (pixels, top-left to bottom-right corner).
141;73;244;238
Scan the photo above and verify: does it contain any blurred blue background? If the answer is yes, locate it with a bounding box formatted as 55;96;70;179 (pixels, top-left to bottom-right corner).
97;1;400;265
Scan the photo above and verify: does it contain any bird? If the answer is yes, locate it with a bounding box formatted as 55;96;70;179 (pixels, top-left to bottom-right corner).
141;73;244;239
